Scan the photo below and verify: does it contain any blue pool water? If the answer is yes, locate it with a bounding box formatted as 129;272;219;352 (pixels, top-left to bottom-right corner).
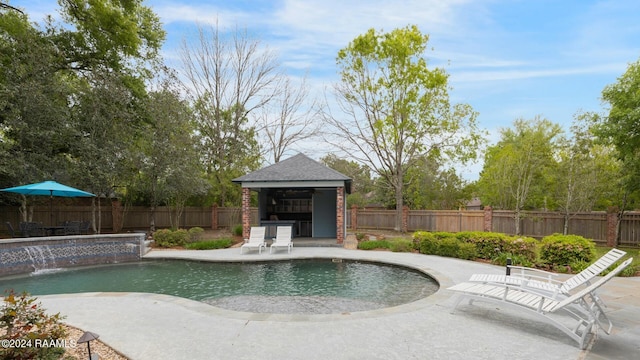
0;259;438;314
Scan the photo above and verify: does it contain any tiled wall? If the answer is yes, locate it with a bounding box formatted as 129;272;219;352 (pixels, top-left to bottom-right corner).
0;233;146;276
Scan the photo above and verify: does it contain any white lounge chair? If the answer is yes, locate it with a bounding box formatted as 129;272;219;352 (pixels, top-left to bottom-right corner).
240;227;266;254
270;226;293;254
468;248;627;299
448;257;632;349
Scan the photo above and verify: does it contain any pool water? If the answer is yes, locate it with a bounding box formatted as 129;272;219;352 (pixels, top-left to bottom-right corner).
0;259;439;314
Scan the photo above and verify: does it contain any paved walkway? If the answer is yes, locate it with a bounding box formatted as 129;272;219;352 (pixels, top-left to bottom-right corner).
39;248;640;360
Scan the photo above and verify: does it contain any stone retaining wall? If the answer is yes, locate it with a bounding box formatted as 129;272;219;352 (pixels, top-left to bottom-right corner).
0;233;146;276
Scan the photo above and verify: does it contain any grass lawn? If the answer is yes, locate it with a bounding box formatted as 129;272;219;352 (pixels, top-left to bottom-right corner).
596;245;640;276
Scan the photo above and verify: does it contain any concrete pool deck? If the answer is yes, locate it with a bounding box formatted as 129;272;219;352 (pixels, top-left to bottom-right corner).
39;247;639;360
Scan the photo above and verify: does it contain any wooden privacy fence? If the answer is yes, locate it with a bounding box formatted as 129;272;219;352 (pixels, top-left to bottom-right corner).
2;204;639;246
348;206;640;247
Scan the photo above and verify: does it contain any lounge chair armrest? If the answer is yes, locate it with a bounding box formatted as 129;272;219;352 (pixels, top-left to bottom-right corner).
508;265;560;283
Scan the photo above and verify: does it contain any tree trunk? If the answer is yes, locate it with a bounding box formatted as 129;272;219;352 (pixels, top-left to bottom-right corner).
563;212;569;235
514;209;521;235
394;183;403;232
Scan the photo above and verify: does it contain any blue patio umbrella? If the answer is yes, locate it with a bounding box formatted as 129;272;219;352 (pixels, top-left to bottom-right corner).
0;180;95;225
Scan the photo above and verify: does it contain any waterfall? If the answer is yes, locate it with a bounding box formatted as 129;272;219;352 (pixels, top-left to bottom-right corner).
25;246;58;273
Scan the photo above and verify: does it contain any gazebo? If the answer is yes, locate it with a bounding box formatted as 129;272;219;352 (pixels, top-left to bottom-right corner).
232;154;352;244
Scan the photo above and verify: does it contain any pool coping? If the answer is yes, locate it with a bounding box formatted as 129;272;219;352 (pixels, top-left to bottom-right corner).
35;247;640;360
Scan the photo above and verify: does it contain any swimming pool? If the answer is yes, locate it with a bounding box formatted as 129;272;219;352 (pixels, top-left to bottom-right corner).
0;259;438;314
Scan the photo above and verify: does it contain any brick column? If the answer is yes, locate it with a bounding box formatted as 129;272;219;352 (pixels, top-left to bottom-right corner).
336;187;344;244
606;207;619;247
483;205;493;232
351;205;358;231
242;188;251;239
402;205;409;233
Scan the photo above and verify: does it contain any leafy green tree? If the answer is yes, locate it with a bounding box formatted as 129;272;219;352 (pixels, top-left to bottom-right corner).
478;117;563;234
69;68;139;232
596;57;640;206
593;58;640;244
129;78;207;232
56;0;165;83
404;156;470;210
554;114;621;234
0;9;75;220
320;153;374;207
326;25;484;231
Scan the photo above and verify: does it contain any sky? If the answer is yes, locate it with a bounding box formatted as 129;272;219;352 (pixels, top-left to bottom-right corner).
10;0;640;180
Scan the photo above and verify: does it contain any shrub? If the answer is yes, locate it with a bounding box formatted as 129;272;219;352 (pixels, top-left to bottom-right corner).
413;231;476;259
413;231;438;254
188;227;205;242
153;228;190;247
503;236;538;263
457;242;478;260
540;234;595;267
0;291;67;360
491;252;534;268
388;238;414;252
437;236;461;258
185;238;234;250
232;225;243;236
457;231;509;260
358;240;390;250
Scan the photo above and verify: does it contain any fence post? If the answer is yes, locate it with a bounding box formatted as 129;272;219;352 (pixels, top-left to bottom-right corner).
211;204;218;230
606;207;619;247
402;205;409;233
351;205;358;231
483;205;493;232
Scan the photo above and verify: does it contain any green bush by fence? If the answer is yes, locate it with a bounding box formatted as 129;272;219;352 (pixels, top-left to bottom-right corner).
539;234;596;270
153;227;205;248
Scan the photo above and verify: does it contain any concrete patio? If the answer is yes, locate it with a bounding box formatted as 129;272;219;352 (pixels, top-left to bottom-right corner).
39;247;639;360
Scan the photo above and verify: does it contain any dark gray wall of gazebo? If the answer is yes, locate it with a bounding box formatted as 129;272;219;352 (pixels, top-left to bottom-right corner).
241;186;346;243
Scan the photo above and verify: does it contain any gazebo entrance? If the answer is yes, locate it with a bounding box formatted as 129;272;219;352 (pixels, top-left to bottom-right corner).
233;154;351;244
259;188;337;239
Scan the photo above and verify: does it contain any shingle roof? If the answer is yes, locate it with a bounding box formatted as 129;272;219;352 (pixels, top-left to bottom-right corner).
233;153;351;183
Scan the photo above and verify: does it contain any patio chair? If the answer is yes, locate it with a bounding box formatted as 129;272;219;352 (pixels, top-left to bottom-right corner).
270;226;293;254
79;220;91;234
63;221;81;235
468;248;627;301
20;221;45;237
240;227;267;254
5;221;18;237
448;258;632;349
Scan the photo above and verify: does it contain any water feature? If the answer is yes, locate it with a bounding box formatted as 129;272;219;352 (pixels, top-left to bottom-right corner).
24;246;58;272
0;259;439;314
0;233;145;276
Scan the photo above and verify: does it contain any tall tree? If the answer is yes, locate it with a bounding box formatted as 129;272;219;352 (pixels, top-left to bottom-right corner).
403;156;469;210
325;25;484;230
129;77;206;232
478;117;563;234
0;8;74;224
56;0;165;77
69;69;138;232
320;153;374;207
180;22;279;205
258;74;320;163
554;113;620;234
593;58;640;244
